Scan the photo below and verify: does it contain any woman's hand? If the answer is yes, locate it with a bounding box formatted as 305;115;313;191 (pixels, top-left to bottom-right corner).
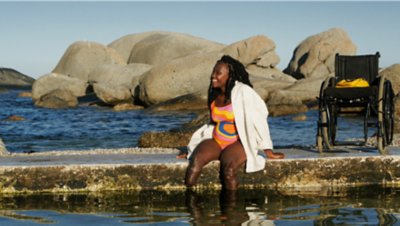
264;149;285;159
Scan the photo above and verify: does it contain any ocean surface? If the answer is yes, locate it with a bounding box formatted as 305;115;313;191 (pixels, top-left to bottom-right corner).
0;89;370;153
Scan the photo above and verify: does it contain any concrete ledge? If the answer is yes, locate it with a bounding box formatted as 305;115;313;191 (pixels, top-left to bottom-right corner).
1;147;400;194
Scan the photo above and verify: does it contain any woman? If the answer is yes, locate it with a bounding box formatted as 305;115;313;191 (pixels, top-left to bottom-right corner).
184;55;284;190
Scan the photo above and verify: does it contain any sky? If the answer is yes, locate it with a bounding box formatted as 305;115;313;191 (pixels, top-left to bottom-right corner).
1;1;399;79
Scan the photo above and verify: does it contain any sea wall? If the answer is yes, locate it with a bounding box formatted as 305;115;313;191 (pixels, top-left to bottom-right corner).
0;149;399;194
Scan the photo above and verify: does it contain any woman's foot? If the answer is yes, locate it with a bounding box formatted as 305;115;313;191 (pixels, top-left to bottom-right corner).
264;149;285;159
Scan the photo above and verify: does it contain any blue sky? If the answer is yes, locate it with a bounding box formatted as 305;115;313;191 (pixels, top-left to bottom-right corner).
1;1;399;79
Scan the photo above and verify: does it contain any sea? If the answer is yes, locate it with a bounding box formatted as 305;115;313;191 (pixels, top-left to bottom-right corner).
1;89;396;226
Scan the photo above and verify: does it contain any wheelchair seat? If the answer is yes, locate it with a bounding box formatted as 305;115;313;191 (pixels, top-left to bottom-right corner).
323;86;378;100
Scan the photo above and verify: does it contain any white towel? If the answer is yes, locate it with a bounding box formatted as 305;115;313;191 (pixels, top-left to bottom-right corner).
187;81;273;173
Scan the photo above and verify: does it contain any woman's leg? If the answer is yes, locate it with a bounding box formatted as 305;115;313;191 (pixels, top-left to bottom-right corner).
185;139;221;187
220;141;247;190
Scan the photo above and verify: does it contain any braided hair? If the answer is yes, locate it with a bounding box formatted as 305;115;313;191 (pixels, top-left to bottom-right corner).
207;55;253;108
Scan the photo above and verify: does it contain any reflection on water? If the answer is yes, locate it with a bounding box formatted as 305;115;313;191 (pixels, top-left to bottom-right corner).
0;186;400;225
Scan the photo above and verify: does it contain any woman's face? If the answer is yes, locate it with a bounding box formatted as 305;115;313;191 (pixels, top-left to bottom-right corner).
211;62;230;90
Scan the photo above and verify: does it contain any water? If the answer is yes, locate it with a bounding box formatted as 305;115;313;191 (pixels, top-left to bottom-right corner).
0;89;395;225
0;186;399;225
0;89;373;153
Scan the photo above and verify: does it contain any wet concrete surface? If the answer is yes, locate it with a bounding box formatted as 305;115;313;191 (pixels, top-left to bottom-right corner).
0;145;400;167
1;146;400;193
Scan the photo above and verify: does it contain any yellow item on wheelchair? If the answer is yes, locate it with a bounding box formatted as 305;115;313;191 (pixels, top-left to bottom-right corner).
336;78;369;88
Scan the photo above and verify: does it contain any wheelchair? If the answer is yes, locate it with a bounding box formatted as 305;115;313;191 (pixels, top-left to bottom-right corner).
316;52;394;154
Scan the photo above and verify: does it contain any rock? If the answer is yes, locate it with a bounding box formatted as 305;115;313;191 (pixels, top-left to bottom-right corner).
137;35;283;106
113;103;143;111
284;28;357;79
246;64;296;82
0;138;8;156
222;35;276;66
128;32;224;65
18;91;32;98
250;76;294;101
88;63;152;104
35;89;78;108
268;104;309;117
32;73;88;101
283;76;327;103
88;63;152;89
52;41;126;82
379;64;400;95
138;131;193;148
108;31;172;62
6;115;25;121
92;83;132;105
138;111;209;148
0;68;35;87
292;114;307;121
138;52;222;105
394;95;400;134
146;92;208;112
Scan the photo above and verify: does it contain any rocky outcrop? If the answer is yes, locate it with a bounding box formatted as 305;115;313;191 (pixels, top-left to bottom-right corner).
88;63;152;105
394;96;400;134
138;51;222;105
35;89;78;108
284;28;357;79
138;35;285;106
128;32;224;65
32;73;87;101
379;64;400;95
222;35;277;66
0;68;35;87
52;41;126;82
92;83;133;105
108;31;171;62
138;131;193;148
146;93;208;112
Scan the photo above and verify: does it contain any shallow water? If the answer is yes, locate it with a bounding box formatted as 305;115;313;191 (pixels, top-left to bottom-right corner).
0;89;373;153
0;186;400;225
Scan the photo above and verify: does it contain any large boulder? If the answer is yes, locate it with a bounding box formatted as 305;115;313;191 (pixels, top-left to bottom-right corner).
88;63;152;105
222;35;277;66
250;76;294;101
138;51;222;106
108;31;172;62
128;32;224;65
138;35;282;106
394;95;400;134
92;83;133;105
146;92;208;112
284;28;357;79
35;89;78;108
379;64;400;95
52;41;126;82
32;73;88;101
0;68;35;87
88;63;152;88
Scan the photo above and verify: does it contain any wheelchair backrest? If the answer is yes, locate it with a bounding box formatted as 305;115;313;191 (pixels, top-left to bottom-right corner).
335;52;380;84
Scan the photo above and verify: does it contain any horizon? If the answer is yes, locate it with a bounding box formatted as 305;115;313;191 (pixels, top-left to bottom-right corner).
1;1;399;79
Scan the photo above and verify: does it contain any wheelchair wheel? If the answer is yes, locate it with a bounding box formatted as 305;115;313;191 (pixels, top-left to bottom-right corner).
317;77;334;152
377;76;394;154
382;81;394;145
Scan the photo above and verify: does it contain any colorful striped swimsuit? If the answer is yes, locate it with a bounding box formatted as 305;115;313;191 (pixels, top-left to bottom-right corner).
211;101;239;149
